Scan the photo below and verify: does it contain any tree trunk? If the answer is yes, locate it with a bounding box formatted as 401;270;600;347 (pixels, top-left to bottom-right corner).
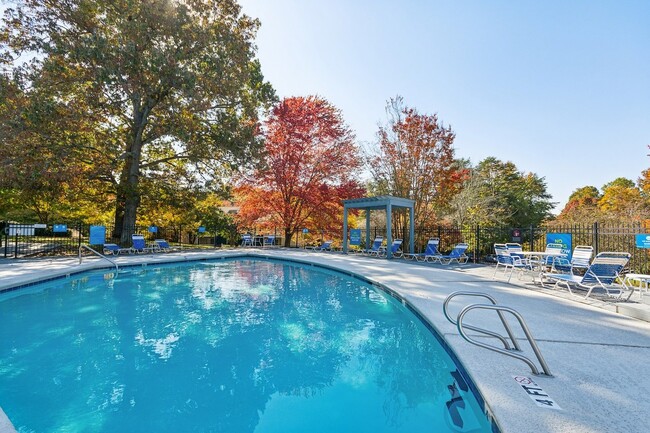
284;228;293;247
113;200;125;241
118;97;149;245
117;157;142;245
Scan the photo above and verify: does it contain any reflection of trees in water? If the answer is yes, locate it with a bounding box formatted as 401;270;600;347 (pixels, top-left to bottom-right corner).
121;261;458;431
1;260;465;432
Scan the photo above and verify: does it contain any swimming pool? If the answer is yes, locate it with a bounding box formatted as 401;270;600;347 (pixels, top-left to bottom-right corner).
0;258;497;432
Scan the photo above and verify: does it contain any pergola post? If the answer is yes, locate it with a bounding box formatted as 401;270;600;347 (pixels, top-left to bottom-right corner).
386;202;393;258
342;206;349;254
365;210;371;250
409;206;415;254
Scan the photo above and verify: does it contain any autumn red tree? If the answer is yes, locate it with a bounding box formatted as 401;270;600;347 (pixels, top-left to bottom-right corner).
235;96;365;246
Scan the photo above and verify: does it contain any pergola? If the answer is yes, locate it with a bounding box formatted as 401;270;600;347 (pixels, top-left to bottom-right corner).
342;195;415;258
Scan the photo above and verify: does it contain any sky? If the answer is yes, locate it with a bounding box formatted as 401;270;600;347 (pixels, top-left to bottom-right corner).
238;0;650;212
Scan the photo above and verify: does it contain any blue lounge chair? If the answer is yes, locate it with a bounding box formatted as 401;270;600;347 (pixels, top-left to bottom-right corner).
529;243;566;271
306;240;333;252
432;243;469;265
543;252;631;299
552;245;593;275
403;238;440;261
154;239;179;252
362;236;384;256
505;242;527;262
241;234;253;247
493;243;532;282
263;235;276;248
380;239;403;258
103;243;130;255
132;234;155;254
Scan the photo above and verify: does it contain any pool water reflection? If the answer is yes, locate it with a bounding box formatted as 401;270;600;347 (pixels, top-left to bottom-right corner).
0;259;495;432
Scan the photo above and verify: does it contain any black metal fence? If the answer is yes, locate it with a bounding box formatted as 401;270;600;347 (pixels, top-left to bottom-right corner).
0;222;241;258
3;220;650;273
356;222;650;273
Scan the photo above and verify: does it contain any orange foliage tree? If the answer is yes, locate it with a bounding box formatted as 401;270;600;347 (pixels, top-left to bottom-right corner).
235;96;365;246
367;96;467;230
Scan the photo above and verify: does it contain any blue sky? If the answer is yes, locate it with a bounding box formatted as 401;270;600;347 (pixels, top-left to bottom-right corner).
238;0;650;212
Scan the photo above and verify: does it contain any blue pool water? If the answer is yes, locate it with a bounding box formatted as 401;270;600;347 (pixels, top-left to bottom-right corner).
0;259;496;432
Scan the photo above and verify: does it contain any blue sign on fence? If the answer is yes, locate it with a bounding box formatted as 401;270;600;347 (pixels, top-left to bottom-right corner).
635;234;650;249
148;225;158;233
53;224;67;233
546;233;572;259
302;228;309;234
350;229;361;246
198;226;206;233
89;225;106;245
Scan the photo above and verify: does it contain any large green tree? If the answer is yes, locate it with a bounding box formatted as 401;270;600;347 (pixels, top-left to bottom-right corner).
1;0;274;241
449;157;554;227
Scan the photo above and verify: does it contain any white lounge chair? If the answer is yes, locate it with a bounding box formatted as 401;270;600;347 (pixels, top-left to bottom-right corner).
493;243;532;283
306;240;333;252
553;245;593;275
403;238;440;261
543;252;631;299
432;243;469;265
379;239;403;258
362;236;384;256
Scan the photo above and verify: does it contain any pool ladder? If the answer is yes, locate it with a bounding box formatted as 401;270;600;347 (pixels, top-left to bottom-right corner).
443;291;552;377
79;244;119;273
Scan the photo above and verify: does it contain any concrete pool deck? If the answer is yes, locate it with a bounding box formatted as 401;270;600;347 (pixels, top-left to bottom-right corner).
1;249;649;433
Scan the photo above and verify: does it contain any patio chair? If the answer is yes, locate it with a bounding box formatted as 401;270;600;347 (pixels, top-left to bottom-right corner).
493;243;532;283
103;243;131;255
306;240;333;252
379;239;403;258
403;238;440;261
131;234;155;254
263;235;276;248
154;239;179;252
432;243;469;265
528;243;566;271
505;242;526;262
362;236;384;256
543;252;631;299
553;245;593;275
241;234;254;247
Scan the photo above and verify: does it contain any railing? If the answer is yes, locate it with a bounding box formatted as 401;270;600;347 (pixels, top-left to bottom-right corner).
444;291;552;376
79;245;119;273
443;291;521;351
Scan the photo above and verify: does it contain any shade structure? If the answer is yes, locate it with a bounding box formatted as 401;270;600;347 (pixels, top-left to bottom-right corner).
342;195;415;258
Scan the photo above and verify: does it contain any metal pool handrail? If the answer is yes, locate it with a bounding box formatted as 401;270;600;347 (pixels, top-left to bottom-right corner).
79;244;119;273
443;291;521;351
456;303;553;377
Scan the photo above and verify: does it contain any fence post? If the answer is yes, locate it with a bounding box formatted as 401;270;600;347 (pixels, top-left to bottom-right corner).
14;228;19;259
474;224;480;263
78;222;83;251
593;222;599;254
3;222;7;258
529;225;534;251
